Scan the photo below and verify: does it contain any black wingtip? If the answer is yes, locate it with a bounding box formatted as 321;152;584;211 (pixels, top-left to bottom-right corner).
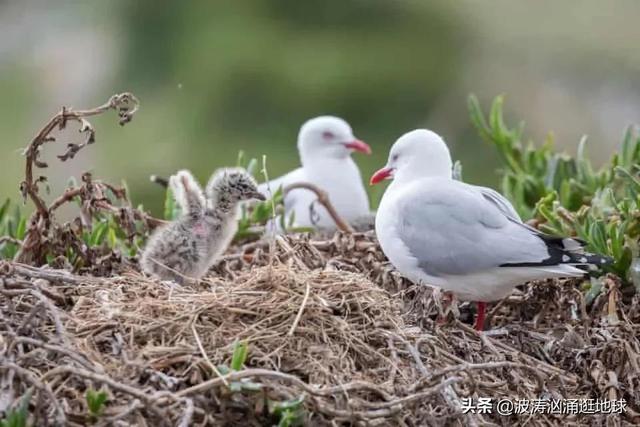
575;253;614;266
500;235;613;269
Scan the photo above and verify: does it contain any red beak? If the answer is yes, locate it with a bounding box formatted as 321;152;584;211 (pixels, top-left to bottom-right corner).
344;139;372;155
370;167;393;185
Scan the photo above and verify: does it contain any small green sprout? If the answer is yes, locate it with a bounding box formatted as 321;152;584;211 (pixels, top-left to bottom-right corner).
269;395;305;427
85;388;108;420
231;340;248;371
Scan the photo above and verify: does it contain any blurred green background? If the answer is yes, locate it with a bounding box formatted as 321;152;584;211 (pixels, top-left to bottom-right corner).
1;0;639;215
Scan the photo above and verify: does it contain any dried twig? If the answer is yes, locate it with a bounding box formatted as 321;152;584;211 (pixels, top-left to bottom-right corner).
9;335;102;372
41;366;167;421
0;236;22;247
175;366;461;417
283;182;354;232
1;361;67;425
12;93;165;264
29;289;69;345
6;262;102;286
21;93;138;221
190;324;228;387
288;282;311;336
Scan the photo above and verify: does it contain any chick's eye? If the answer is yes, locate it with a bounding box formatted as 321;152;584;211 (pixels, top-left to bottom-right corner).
322;131;335;140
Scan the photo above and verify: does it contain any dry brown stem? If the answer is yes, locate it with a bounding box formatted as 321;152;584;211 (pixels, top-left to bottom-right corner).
283;182;355;232
12;92;168;265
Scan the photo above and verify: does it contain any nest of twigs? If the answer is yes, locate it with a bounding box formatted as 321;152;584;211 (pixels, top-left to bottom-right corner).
2;93;640;426
1;231;640;426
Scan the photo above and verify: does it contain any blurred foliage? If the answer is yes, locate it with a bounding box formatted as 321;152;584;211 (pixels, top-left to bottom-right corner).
0;182;147;271
121;1;462;129
470;95;640;281
94;0;466;214
4;1;640;219
0;199;26;260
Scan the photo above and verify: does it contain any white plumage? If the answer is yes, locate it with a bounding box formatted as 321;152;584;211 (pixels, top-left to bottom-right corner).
372;129;608;330
376;177;584;302
258;116;371;229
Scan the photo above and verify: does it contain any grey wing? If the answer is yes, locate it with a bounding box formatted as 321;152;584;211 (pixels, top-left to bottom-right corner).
474;186;583;245
473;185;521;222
397;187;549;276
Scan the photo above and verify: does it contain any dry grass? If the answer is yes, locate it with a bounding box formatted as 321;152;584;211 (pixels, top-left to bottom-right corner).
1;231;639;426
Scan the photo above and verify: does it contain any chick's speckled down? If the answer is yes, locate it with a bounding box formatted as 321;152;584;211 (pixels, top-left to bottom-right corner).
140;168;264;283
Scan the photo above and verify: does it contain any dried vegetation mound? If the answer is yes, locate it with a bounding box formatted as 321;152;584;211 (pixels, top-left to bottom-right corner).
1;232;640;426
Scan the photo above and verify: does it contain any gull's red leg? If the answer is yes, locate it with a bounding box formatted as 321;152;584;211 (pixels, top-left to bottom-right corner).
474;301;487;331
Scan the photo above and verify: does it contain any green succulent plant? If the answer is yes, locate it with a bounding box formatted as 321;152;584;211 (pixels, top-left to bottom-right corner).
469;94;640;285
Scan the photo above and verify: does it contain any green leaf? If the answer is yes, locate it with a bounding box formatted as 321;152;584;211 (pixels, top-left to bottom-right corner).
269;395;305;427
489;95;506;140
615;166;640;193
15;217;26;241
452;160;463;181
269;395;305;414
467;94;492;142
216;364;231;375
629;257;640;292
230;340;248;371
588;221;608;254
584;277;604;306
89;221;109;247
229;382;243;392
576;135;595;190
107;228;117;249
619;125;639;169
0;199;10;223
617;246;633;279
86;388;108;418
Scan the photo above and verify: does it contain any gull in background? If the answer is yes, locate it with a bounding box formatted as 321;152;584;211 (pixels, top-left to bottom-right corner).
371;129;610;330
258;116;371;230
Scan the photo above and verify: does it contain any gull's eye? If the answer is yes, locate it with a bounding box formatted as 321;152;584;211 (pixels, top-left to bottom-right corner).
322;131;335;140
392;154;399;162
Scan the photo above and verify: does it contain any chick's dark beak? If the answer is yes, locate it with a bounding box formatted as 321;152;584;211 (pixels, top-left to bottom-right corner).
251;191;267;201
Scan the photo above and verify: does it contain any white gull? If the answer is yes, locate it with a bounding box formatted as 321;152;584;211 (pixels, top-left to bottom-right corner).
371;129;609;330
259;116;371;229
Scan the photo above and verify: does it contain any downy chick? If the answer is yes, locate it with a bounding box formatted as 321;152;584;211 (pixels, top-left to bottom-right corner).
140;168;264;283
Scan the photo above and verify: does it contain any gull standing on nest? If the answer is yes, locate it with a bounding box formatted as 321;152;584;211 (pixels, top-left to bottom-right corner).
371;129;611;330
